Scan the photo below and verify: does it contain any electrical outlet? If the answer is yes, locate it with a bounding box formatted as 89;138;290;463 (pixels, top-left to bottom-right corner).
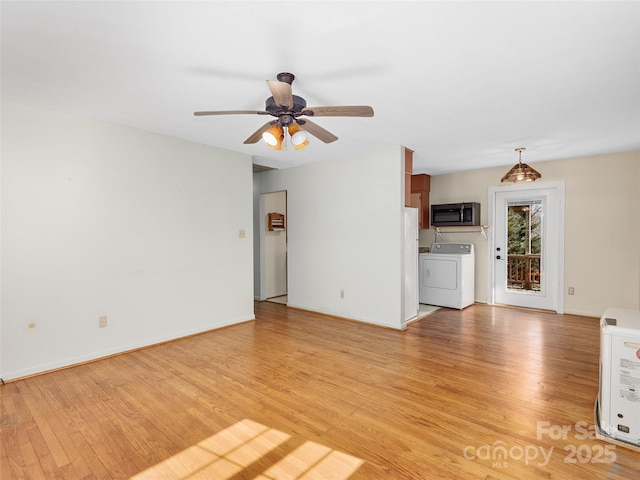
568;287;575;295
238;229;246;238
99;316;108;328
340;289;345;299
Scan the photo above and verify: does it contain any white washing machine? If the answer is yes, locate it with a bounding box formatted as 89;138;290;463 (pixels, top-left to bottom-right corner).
419;243;475;309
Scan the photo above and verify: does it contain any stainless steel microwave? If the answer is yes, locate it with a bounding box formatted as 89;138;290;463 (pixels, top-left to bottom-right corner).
431;202;481;226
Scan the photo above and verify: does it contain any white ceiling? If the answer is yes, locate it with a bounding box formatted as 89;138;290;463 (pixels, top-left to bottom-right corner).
2;1;639;175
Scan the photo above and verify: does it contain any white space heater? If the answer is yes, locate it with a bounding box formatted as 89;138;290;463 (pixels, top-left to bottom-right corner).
596;308;640;450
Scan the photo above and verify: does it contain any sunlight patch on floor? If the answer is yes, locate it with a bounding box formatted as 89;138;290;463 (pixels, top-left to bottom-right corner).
131;418;363;480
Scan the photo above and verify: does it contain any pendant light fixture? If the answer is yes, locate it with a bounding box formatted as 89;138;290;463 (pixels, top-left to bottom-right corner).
501;147;541;183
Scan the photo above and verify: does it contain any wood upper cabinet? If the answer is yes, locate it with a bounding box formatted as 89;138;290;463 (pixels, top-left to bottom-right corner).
404;148;413;207
404;148;430;229
411;173;430;193
410;173;431;229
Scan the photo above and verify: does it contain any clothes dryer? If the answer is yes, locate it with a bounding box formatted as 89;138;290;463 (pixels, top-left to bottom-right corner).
419;243;475;309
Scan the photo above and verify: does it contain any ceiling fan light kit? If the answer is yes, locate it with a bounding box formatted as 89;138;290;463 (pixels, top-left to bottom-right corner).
194;72;374;151
269;135;284;151
287;123;308;146
261;124;308;151
294;139;310;151
501;147;542;183
262;125;283;146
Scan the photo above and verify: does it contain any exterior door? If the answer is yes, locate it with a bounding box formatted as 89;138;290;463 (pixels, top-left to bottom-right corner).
489;182;564;312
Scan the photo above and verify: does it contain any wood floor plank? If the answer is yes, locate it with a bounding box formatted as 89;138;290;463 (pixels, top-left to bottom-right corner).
25;377;99;480
2;302;640;479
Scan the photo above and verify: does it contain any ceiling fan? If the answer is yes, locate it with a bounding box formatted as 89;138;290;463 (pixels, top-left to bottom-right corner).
194;72;374;150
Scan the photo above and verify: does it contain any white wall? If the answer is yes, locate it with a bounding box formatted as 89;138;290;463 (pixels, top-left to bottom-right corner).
1;102;255;380
256;145;406;328
421;150;640;317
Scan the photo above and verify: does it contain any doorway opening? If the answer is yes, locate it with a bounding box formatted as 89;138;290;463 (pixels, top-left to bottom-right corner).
260;190;288;304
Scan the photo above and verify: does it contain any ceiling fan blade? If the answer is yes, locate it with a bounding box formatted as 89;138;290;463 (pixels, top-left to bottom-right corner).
298;119;338;144
302;105;374;117
194;110;269;116
244;121;275;144
267;80;293;108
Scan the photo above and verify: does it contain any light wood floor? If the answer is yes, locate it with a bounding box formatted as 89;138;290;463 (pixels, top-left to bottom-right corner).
2;302;640;479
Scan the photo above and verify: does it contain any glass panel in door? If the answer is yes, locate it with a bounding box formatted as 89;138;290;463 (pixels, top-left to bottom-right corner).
506;200;542;293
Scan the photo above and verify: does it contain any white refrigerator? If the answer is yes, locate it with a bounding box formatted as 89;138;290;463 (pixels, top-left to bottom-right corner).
404;207;419;325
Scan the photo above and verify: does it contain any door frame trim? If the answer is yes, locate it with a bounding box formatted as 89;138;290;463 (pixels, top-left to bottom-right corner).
487;180;565;313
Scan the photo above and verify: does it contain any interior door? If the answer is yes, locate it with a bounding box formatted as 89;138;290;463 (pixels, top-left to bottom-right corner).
490;182;564;312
